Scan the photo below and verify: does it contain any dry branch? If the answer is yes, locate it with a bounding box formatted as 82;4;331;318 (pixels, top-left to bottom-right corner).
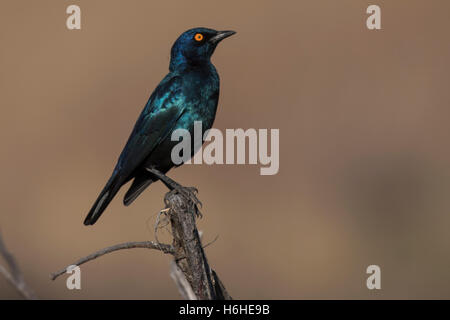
170;260;197;300
165;190;231;300
0;231;37;300
50;241;173;280
50;187;231;300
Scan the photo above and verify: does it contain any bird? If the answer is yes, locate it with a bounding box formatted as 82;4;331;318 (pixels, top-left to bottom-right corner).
83;27;236;225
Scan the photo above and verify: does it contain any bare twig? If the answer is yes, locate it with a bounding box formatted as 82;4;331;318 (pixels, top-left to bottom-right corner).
50;241;173;280
202;234;219;250
170;260;197;300
0;231;37;300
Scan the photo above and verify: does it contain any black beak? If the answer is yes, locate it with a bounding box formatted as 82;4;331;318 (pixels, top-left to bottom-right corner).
209;30;236;44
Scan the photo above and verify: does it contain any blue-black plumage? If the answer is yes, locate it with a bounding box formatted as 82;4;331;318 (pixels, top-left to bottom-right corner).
84;28;236;225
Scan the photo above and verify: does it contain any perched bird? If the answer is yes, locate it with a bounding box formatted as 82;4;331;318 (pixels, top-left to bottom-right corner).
84;27;236;225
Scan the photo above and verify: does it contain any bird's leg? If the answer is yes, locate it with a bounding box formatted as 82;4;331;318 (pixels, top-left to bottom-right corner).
145;167;202;217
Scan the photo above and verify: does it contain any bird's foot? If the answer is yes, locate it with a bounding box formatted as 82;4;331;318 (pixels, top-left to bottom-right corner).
146;167;203;218
163;185;202;219
171;185;203;218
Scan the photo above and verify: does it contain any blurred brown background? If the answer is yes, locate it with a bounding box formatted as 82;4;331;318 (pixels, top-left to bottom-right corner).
1;0;449;299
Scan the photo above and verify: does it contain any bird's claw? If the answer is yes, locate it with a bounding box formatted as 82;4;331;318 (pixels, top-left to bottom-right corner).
174;185;203;218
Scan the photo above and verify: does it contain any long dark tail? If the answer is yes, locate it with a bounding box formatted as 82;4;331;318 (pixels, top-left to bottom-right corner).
84;173;125;225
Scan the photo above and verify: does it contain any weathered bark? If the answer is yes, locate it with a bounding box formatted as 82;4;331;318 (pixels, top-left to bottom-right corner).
165;191;231;300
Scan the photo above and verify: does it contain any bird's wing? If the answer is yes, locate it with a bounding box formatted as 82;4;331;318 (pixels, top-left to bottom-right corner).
84;74;187;225
115;74;186;177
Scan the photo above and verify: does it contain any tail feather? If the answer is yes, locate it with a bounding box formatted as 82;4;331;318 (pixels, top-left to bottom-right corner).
123;175;154;206
84;174;124;225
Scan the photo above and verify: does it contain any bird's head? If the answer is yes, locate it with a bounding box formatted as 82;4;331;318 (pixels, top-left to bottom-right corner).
170;27;236;71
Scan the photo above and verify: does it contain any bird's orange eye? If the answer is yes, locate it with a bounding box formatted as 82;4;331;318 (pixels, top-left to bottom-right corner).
194;33;204;42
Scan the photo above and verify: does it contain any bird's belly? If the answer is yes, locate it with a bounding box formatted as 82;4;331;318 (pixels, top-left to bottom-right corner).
143;113;215;171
